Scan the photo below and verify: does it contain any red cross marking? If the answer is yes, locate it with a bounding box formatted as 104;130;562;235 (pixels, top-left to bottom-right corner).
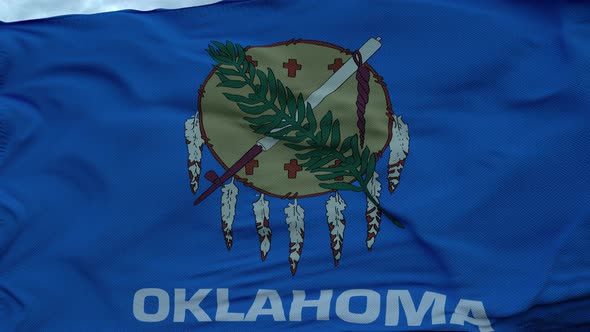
245;159;259;175
329;160;344;181
284;159;303;179
245;55;258;67
328;58;344;73
283;59;302;78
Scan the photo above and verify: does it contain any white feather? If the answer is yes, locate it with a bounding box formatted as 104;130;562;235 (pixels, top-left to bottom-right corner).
285;199;305;276
185;115;205;194
326;193;346;266
388;115;409;193
366;172;382;250
253;194;272;261
220;179;238;250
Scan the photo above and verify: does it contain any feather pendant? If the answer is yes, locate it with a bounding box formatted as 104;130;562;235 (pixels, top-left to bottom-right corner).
366;172;382;251
388;115;409;193
253;194;271;261
185;115;205;194
326;193;346;266
285;199;305;276
220;178;238;250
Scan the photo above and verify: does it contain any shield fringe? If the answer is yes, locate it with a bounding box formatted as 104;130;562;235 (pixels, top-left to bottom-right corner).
185;115;205;194
326;193;346;266
285;199;305;275
388;115;409;193
366;172;382;250
253;194;272;261
220;179;238;250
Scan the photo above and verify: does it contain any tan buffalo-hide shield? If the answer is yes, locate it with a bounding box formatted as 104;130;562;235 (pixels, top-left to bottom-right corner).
198;40;394;198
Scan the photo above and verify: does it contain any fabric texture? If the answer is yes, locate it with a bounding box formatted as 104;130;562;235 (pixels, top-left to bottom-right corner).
1;0;589;331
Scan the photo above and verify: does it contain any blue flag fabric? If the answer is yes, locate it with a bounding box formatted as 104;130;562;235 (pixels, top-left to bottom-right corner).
1;1;589;331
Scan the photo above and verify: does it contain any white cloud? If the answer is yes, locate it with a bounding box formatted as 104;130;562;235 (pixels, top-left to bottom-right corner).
0;0;221;22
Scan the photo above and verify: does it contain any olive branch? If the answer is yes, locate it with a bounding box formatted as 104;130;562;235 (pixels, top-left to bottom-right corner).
207;41;403;228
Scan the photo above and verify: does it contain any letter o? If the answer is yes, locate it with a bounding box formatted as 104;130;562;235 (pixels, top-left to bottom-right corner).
133;288;170;322
336;289;380;324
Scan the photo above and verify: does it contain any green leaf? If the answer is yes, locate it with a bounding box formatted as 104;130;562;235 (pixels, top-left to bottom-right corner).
243;114;276;125
226;41;235;57
295;149;326;160
286;88;297;119
305;154;337;170
253;118;283;135
295;130;307;138
215;72;229;83
217;80;247;88
284;142;311;150
316;172;350;181
319;182;363;192
305;103;316;130
207;45;216;56
330;120;341;148
236;44;246;66
212;41;228;56
248;62;256;80
268;69;277;103
257;70;268;98
217;66;240;77
208;46;224;63
238;103;269;115
223;93;259;105
300;158;318;168
281;136;307;143
340;136;353;153
277;80;287;111
315;165;347;173
319;111;333;145
301;156;321;167
301;152;334;166
351;135;360;159
296;94;306;124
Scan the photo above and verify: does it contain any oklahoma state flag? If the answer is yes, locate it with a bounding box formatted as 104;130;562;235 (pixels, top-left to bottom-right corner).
1;1;589;331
